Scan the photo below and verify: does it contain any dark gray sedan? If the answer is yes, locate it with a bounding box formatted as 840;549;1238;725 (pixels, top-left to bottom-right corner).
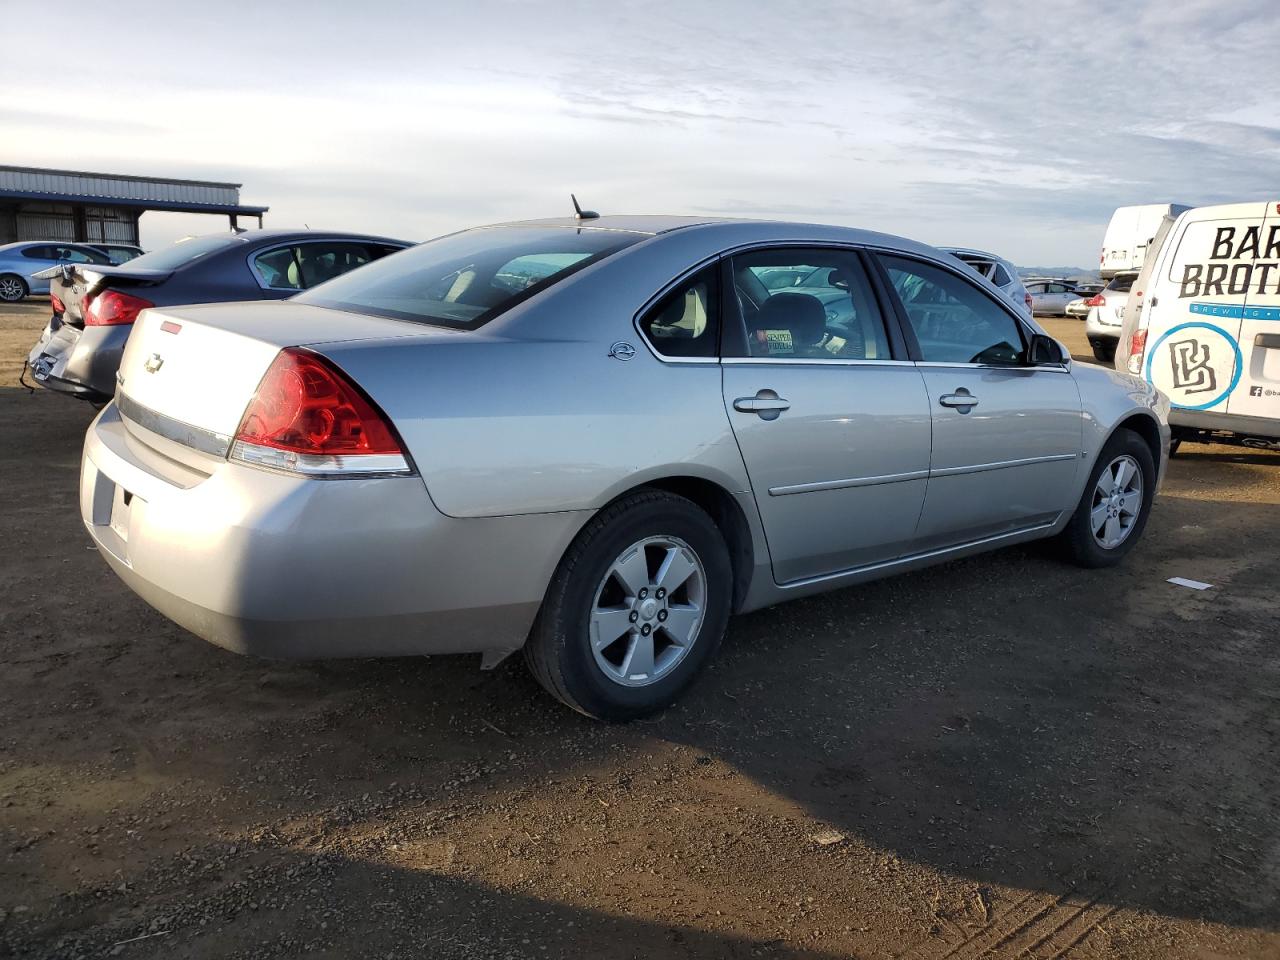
26;230;409;401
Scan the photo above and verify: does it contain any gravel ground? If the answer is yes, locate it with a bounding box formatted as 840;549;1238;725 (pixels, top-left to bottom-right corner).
1;301;1278;959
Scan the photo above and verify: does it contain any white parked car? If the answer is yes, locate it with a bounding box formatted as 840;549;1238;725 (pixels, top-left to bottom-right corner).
1066;297;1092;319
1115;200;1280;450
1084;271;1137;363
1100;204;1191;279
939;247;1032;315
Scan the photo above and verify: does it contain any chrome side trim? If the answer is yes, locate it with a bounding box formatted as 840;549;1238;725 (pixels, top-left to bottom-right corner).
779;521;1059;589
116;392;232;458
722;357;909;367
930;453;1078;478
769;468;928;496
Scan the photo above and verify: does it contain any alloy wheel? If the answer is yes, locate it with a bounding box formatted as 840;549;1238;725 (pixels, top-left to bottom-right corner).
589;536;706;687
1091;454;1143;549
0;277;25;302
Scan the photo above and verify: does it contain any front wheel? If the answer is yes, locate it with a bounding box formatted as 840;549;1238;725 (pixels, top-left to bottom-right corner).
1057;429;1155;568
0;274;28;302
525;490;732;720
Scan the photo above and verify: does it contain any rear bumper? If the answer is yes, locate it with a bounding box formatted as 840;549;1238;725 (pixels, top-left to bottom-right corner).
28;319;126;401
82;404;590;659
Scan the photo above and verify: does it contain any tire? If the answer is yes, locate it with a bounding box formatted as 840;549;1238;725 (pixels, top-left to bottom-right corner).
1057;429;1155;568
0;274;28;302
1091;342;1116;363
525;490;732;720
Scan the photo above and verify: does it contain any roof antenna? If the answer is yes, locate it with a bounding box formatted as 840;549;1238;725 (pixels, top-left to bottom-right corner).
571;194;599;221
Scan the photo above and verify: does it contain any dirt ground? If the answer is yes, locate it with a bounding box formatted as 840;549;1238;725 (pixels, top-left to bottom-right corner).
1;300;1278;960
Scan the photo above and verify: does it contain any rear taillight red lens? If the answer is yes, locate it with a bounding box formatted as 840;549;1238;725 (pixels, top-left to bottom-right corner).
50;294;65;315
1085;294;1106;307
1024;293;1033;311
231;348;409;476
1126;329;1148;374
83;289;154;326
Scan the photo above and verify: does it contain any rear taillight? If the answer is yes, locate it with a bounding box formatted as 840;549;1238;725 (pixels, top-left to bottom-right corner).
1126;329;1148;375
83;289;154;326
1085;294;1106;307
1024;293;1033;312
50;294;65;315
230;348;411;477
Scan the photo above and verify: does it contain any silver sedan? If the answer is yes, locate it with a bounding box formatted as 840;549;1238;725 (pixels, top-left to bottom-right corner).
81;215;1170;719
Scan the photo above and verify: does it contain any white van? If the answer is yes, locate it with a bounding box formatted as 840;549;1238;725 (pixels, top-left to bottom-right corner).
1100;203;1192;279
1114;201;1280;448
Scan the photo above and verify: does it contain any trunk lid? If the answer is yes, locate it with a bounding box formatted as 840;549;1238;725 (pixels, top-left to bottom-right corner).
38;263;174;328
117;301;445;444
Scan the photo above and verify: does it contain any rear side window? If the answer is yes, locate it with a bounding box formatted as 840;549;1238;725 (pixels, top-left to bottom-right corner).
296;226;643;329
879;255;1025;365
21;245;54;259
990;263;1012;286
638;266;719;358
253;241;401;291
729;248;891;360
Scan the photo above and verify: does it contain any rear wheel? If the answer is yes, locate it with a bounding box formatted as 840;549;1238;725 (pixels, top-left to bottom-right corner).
1058;429;1155;568
0;274;27;302
525;490;732;720
1091;341;1116;364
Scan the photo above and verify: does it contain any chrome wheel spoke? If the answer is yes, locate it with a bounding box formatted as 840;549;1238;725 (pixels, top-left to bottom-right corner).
591;607;634;649
621;631;656;680
1104;514;1122;546
610;547;649;598
1090;502;1108;534
1117;491;1141;515
661;605;700;645
655;547;697;594
1115;458;1135;491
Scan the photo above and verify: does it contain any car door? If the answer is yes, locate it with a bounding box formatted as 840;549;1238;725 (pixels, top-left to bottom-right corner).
720;246;933;584
874;253;1083;549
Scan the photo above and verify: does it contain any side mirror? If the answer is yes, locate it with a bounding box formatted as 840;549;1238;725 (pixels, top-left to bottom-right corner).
1028;333;1067;366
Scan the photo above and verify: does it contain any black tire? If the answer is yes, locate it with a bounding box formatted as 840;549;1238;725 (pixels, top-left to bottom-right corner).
1057;429;1156;568
525;490;732;720
0;274;28;303
1091;342;1116;364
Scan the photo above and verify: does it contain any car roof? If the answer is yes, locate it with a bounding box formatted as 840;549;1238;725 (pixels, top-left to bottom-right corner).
481;215;950;261
938;246;1016;265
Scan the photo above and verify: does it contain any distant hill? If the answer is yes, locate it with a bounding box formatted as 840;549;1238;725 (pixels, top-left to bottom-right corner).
1018;266;1100;281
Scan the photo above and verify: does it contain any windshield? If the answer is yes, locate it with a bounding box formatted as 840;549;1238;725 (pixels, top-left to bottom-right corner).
296;225;644;329
124;234;244;271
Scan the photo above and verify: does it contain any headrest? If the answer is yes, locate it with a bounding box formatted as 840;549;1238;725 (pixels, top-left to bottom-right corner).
752;293;826;354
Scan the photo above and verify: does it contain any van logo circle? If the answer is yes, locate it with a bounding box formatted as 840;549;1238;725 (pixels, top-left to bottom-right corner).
609;341;636;361
1143;321;1241;411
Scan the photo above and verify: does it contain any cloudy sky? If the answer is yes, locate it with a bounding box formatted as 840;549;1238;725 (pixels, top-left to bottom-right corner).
3;0;1278;266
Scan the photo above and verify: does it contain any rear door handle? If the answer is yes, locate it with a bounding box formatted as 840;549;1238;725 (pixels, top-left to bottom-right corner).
939;391;979;410
733;391;791;420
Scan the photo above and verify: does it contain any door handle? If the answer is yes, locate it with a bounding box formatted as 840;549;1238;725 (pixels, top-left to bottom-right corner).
733;391;790;420
939;390;979;410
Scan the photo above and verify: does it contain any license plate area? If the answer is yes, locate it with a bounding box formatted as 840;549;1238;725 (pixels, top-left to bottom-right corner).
109;484;133;543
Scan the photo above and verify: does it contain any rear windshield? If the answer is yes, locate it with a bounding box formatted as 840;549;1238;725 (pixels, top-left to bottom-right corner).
1107;273;1136;292
124;234;244;271
295;225;644;329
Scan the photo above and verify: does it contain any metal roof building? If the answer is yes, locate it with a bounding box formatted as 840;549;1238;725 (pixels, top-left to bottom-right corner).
0;165;269;246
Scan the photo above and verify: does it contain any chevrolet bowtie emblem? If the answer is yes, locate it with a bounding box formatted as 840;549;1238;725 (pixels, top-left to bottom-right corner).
144;353;164;373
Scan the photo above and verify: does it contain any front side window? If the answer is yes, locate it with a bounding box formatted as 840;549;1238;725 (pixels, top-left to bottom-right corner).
296;226;642;329
879;255;1025;365
730;248;891;360
638;266;719;358
55;246;109;264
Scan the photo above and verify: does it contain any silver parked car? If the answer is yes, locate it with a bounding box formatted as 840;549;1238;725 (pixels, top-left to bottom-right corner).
81;215;1170;719
1024;277;1084;316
